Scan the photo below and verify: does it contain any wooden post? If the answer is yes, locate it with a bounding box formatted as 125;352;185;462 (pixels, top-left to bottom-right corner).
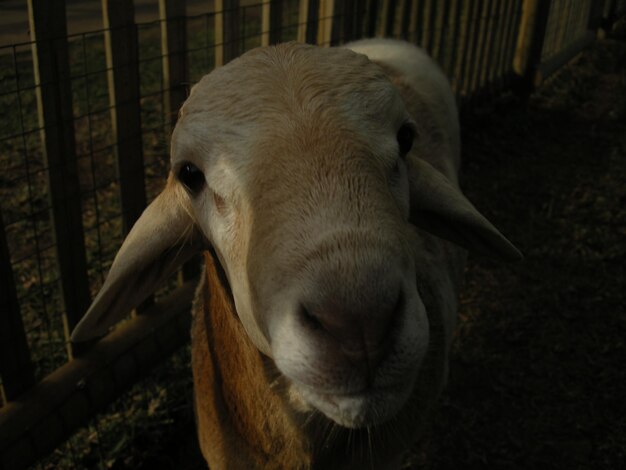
409;0;422;44
502;0;524;82
159;0;188;129
341;0;357;42
398;0;413;40
477;0;498;90
0;210;35;403
366;0;380;37
317;0;336;46
297;0;319;44
27;0;91;351
441;0;461;77
102;0;154;315
379;0;397;36
431;0;448;63
419;0;432;49
353;0;365;39
451;0;472;94
460;0;482;97
102;0;147;237
262;0;283;46
215;0;240;66
468;0;491;94
159;0;200;283
493;0;516;83
513;0;552;90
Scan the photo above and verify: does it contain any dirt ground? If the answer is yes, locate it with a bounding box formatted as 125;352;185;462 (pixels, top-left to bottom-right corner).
50;30;625;470
408;32;626;470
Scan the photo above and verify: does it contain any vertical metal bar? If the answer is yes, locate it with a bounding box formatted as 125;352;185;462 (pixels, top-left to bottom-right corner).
262;0;284;46
0;210;35;403
102;0;147;236
27;0;91;345
215;0;241;66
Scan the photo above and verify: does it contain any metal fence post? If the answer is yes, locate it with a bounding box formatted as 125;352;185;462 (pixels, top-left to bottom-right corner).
27;0;91;355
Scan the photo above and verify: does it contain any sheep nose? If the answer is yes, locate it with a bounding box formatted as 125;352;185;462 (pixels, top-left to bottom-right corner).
299;289;404;367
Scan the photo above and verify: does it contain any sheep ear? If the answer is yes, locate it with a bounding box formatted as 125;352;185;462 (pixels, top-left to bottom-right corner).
408;158;522;261
71;185;202;342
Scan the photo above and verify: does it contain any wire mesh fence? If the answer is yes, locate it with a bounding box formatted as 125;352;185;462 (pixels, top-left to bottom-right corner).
0;0;620;468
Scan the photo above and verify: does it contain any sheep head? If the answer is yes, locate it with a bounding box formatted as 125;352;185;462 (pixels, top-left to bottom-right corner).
72;43;520;429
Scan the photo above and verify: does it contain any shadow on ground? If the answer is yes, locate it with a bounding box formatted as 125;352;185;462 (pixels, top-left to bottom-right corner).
409;33;626;470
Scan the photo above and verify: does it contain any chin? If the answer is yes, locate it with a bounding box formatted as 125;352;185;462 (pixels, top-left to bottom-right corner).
293;369;419;429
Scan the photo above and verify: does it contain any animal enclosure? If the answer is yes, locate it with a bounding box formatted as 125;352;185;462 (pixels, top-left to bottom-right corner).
0;0;624;468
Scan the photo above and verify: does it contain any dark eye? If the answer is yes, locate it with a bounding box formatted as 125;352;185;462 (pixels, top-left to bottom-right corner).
178;162;205;195
397;123;415;156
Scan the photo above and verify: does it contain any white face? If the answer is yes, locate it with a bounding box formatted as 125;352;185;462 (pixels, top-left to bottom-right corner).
170;44;430;428
172;45;429;427
173;112;429;427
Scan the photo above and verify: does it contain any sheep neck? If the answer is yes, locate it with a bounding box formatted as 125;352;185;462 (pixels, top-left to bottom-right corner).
192;251;313;469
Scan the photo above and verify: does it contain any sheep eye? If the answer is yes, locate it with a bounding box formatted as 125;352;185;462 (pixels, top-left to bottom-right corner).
178;162;205;195
396;124;414;157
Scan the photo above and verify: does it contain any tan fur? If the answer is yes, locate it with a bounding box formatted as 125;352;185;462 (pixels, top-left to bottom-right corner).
192;252;310;469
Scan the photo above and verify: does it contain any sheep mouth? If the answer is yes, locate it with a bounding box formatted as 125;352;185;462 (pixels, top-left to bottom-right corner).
296;379;415;429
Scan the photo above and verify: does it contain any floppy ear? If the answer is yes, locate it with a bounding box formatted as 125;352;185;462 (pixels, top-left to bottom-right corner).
408;158;522;261
71;185;202;342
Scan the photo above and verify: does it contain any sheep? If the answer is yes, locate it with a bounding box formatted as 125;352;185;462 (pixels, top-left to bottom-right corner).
71;39;521;469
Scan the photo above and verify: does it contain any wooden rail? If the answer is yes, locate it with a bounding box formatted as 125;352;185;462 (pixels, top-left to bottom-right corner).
0;282;196;470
